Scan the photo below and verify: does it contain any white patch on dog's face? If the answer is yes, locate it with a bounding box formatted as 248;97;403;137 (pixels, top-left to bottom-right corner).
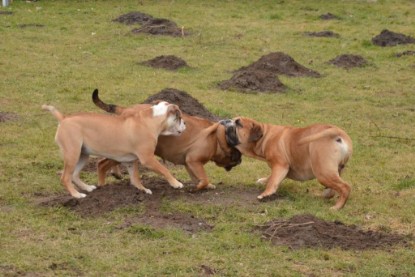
161;114;186;136
152;101;169;117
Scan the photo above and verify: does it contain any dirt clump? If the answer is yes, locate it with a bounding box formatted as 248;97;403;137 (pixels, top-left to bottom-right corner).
305;30;340;38
143;88;221;121
372;29;415;47
113;11;153;25
219;52;319;93
319;13;339;20
0;11;13;15
18;23;45;28
131;18;188;37
329;54;367;69
395;50;415;57
255;214;410;250
141;55;189;71
219;69;286;93
0;112;19;122
234;52;321;77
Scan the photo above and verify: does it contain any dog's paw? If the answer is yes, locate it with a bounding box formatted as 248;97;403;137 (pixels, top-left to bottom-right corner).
73;193;87;198
256;177;268;185
257;194;264;200
170;181;184;189
144;188;152;195
207;183;216;190
85;185;97;192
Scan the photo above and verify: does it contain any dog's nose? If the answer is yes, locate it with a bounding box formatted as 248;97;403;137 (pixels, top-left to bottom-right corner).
220;119;233;126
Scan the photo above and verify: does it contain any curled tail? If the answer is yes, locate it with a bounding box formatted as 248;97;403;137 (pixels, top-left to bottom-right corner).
42;104;64;122
92;89;125;115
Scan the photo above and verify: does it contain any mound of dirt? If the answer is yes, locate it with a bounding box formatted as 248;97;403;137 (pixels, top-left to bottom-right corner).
113;11;153;25
395;50;415;57
0;112;19;122
219;69;286;93
255;214;410;250
131;18;188;37
319;13;339;20
18;23;45;28
234;52;320;77
329;54;367;69
372;29;415;47
141;55;189;71
305;30;340;38
143;88;221;121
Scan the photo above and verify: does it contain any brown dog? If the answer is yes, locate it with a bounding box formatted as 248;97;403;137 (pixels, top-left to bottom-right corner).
221;117;353;210
42;100;186;198
92;89;241;190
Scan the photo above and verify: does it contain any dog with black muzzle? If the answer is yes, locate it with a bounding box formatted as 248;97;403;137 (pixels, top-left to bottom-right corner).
222;117;353;210
92;90;242;190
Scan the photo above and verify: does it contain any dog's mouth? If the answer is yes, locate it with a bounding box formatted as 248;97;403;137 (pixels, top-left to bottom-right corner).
219;119;240;147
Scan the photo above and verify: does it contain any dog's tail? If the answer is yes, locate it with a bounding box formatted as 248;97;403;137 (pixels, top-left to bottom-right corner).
298;127;344;145
42;104;64;122
92;89;125;115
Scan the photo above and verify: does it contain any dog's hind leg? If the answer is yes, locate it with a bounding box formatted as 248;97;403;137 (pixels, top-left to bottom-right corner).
61;153;86;198
124;161;152;194
97;158;121;186
72;154;96;193
316;174;351;210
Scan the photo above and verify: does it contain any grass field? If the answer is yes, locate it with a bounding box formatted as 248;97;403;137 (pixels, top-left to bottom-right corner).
1;0;414;276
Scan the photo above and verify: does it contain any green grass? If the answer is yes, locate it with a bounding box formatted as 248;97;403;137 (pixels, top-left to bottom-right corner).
1;0;415;276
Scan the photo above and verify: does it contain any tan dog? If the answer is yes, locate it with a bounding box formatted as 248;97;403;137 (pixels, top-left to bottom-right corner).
221;117;353;210
42;101;186;198
92;89;241;190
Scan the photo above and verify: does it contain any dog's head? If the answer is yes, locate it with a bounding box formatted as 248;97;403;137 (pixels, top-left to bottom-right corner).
152;101;186;136
214;123;242;171
221;117;263;152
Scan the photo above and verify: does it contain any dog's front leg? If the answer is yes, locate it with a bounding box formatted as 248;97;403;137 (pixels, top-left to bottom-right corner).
139;155;183;189
185;161;214;190
257;164;289;199
124;161;152;194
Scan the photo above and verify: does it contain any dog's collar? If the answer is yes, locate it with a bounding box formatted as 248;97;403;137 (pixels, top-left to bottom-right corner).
220;119;240;147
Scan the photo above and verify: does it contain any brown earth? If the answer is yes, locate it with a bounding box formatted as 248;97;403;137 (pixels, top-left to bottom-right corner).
113;11;154;25
372;29;415;47
319;13;340;20
219;52;319;93
0;112;19;122
395;50;415;57
141;55;189;71
328;54;368;69
305;30;340;38
143;88;222;121
132;18;188;37
255;214;411;250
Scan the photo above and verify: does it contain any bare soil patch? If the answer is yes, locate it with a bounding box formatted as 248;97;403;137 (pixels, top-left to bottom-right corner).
234;52;320;78
143;88;222;121
372;29;415;47
328;54;368;69
319;13;339;20
255;214;411;250
395;50;415;57
132;18;188;37
141;55;189;71
0;112;19;122
219;69;286;93
305;30;340;38
0;11;13;15
113;11;153;25
219;52;319;93
18;23;45;28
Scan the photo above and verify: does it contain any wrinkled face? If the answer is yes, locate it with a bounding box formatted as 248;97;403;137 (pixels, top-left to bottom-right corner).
221;117;263;149
213;147;242;171
152;101;186;136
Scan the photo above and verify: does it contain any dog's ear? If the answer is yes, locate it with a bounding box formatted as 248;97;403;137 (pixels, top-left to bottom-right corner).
248;123;263;142
151;100;163;105
235;118;243;128
167;104;182;120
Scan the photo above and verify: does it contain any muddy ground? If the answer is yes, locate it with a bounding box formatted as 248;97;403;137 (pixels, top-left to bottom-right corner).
328;54;368;69
0;112;19;122
140;55;189;71
305;30;340;38
113;11;188;37
219;52;320;93
372;29;415;47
